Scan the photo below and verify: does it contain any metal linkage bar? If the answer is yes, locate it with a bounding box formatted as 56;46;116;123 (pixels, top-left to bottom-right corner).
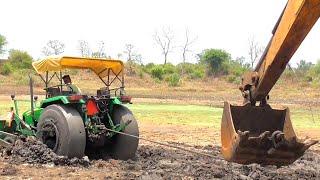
48;72;56;84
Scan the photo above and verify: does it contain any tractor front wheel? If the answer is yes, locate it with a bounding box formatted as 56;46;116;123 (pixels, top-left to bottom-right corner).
36;105;86;158
108;105;139;160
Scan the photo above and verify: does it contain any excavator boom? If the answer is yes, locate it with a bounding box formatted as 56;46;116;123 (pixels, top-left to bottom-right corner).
248;0;320;101
221;0;320;165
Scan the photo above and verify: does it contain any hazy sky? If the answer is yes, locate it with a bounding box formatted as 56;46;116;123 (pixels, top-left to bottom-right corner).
1;0;320;65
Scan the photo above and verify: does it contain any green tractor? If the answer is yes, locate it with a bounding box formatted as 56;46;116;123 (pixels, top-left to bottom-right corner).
0;56;139;160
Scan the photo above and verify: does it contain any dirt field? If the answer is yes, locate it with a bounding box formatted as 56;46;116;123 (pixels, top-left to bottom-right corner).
0;122;319;179
0;98;320;179
0;110;320;179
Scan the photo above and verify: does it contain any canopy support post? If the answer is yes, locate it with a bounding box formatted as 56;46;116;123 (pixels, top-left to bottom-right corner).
59;71;63;93
45;71;48;98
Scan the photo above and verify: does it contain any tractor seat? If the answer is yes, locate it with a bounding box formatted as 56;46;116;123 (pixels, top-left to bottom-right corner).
97;87;110;97
47;87;61;97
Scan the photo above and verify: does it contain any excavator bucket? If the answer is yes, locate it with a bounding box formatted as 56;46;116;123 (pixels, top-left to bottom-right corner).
221;102;318;166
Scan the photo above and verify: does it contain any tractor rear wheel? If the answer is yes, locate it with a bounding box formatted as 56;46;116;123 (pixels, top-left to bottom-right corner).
108;105;139;160
36;104;86;158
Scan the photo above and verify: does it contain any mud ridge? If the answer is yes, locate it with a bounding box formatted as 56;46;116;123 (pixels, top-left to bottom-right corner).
0;137;90;167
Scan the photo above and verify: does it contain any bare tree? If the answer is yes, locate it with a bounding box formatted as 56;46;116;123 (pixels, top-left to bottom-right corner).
117;53;123;59
124;44;134;61
123;43;142;75
123;43;142;63
92;41;107;58
42;40;65;56
134;54;143;65
181;28;197;63
248;36;263;69
154;27;174;64
77;40;91;57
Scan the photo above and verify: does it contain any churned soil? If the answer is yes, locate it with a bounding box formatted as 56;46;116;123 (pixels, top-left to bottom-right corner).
0;137;319;179
0;137;90;167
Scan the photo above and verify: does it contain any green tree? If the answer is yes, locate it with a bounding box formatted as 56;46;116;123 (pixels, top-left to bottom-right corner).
1;63;13;75
199;49;231;76
0;34;7;55
8;49;33;69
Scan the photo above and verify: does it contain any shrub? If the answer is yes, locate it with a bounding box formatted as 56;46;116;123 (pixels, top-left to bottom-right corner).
138;69;144;79
176;63;205;79
282;68;295;80
143;63;155;73
150;66;165;80
125;60;142;76
12;69;33;85
309;60;320;75
228;62;248;76
1;63;14;75
154;78;162;84
297;59;313;73
303;60;320;83
190;70;204;79
227;75;238;84
304;75;313;82
167;73;180;87
163;63;176;74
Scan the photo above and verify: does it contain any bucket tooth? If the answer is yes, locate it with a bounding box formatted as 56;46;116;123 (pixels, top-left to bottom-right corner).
238;130;250;145
248;131;270;147
301;139;318;152
221;101;318;166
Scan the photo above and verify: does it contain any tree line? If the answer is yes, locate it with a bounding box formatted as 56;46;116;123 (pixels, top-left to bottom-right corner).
1;33;320;87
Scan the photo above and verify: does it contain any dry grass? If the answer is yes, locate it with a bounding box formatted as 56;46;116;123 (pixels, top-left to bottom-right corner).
0;70;320;108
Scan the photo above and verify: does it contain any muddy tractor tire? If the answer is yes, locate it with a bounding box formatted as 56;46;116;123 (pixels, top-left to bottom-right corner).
36;104;86;158
108;105;139;160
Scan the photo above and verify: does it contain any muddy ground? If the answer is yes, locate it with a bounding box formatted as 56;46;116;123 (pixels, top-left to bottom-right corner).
0;96;319;179
0;136;319;180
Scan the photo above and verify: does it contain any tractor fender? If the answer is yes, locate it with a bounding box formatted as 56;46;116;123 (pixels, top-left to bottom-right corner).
109;97;122;113
40;96;70;108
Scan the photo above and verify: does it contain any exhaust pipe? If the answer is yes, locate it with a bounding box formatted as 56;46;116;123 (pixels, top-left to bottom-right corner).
221;102;318;165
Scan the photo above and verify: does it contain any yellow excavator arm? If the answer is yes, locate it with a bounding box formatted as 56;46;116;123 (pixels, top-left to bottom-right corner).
221;0;320;165
241;0;320;103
